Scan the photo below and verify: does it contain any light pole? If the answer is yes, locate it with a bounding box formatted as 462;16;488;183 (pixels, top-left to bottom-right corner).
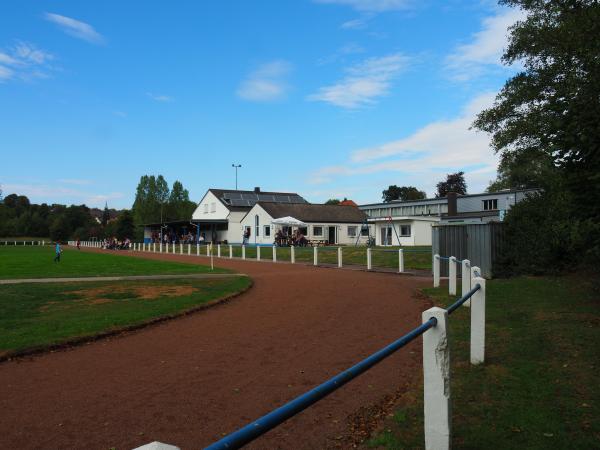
232;163;242;190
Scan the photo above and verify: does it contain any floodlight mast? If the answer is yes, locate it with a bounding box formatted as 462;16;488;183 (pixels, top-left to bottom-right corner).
232;164;242;190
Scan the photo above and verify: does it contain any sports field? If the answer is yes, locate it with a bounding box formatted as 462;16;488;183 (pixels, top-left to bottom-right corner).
0;247;249;357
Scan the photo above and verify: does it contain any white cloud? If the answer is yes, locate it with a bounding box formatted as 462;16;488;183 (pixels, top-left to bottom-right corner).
308;53;410;108
58;178;92;186
308;93;499;194
147;93;174;102
0;41;54;82
315;0;412;12
44;12;105;44
445;8;524;81
341;16;372;29
237;60;292;102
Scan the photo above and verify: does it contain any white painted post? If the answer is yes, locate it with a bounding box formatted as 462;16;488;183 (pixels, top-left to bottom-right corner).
467;265;480;308
42;240;45;246
470;276;486;365
173;243;177;254
291;245;295;264
153;242;156;252
132;441;181;450
272;245;277;262
449;256;457;296
242;245;246;260
187;244;191;255
422;306;451;450
338;247;342;268
433;254;440;288
399;249;405;273
229;244;232;258
179;243;183;254
462;259;470;305
313;246;318;266
206;244;210;256
196;244;200;256
166;243;169;253
160;243;163;253
257;246;261;261
367;247;372;270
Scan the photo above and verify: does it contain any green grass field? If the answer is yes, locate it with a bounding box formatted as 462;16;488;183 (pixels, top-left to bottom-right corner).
368;276;599;449
0;277;251;355
0;246;227;279
226;245;432;270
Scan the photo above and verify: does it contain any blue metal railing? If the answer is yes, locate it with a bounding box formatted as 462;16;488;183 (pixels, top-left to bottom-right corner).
204;318;438;450
446;284;481;315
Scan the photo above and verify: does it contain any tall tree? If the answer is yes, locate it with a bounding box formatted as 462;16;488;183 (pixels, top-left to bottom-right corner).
435;172;467;198
382;186;427;202
101;202;110;226
324;198;340;205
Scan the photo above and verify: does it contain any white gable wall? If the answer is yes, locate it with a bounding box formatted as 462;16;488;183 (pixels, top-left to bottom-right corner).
192;191;230;221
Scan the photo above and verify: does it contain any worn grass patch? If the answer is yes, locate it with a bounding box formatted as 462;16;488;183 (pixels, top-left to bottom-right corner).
0;246;228;279
0;276;251;355
367;276;600;449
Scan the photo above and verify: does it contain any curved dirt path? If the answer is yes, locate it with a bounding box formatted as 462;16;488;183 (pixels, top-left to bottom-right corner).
0;249;431;450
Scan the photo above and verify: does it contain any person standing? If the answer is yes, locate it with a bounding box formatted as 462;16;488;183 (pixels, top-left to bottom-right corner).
54;242;62;263
76;239;81;250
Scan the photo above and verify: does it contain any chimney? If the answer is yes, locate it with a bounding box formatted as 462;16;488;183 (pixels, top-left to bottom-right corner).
254;187;261;193
447;192;457;216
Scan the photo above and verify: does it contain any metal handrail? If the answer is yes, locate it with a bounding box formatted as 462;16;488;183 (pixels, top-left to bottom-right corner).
204;317;438;450
446;284;481;314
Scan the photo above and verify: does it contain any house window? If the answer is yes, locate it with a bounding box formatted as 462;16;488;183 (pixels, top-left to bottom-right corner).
203;204;208;213
298;226;308;236
211;202;216;213
313;226;323;237
255;215;260;237
264;225;271;237
483;199;498;210
347;226;357;237
400;225;411;237
360;225;369;237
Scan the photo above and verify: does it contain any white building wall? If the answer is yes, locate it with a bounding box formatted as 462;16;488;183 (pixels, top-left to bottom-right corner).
372;218;438;246
192;191;230;221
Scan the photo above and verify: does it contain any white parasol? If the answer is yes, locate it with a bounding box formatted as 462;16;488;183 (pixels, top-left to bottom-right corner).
271;216;307;226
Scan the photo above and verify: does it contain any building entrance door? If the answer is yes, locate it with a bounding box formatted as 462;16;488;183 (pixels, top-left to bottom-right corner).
328;226;336;244
381;226;392;246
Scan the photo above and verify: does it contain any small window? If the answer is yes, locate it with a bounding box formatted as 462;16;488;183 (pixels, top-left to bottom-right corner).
361;225;369;236
313;226;323;237
211;202;216;213
400;225;411;237
203;204;208;213
255;215;260;237
483;199;498;210
264;225;271;237
347;226;357;237
298;226;308;236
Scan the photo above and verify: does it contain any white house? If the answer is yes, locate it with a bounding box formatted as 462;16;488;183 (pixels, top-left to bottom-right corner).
191;188;307;244
240;202;370;246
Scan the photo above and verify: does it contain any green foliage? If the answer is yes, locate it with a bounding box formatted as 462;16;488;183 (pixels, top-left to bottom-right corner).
474;0;600;271
115;210;135;240
435;171;467;197
324;198;341;205
382;185;427;202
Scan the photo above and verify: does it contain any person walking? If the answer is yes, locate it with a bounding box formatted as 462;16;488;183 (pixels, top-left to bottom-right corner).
76;239;81;250
53;241;62;263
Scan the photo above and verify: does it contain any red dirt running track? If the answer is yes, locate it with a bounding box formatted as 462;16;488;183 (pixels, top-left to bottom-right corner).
0;249;432;450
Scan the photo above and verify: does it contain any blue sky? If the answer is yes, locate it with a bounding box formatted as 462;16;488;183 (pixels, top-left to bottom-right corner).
0;0;523;208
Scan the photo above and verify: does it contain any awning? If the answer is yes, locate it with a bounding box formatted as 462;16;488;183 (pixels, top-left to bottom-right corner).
271;216;307;226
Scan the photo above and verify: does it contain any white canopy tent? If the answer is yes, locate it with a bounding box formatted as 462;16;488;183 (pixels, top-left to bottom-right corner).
271;216;307;226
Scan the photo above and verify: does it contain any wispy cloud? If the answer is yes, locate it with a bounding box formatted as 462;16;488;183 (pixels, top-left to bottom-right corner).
445;8;524;81
237;60;293;102
147;93;174;102
0;41;54;82
58;178;92;186
44;12;105;44
308;93;498;193
2;182;124;207
314;0;412;12
317;42;365;65
341;16;372;29
308;53;410;108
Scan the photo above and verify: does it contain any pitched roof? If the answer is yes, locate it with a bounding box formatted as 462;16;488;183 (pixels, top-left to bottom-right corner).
339;199;357;207
208;188;307;209
256;202;367;223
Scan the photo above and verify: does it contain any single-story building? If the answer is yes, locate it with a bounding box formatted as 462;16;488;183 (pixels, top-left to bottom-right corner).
240;202;370;246
190;187;307;244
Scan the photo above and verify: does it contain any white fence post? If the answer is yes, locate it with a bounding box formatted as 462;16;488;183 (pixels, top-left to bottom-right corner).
257;246;261;261
338;247;342;268
153;242;156;252
313;246;318;266
217;244;220;257
367;247;372;270
467;265;480;308
470;276;486;365
399;249;404;273
273;245;277;262
173;243;177;254
196;244;200;256
449;256;457;296
433;254;440;288
242;245;246;260
422;306;451;450
188;244;191;255
179;243;183;254
206;244;210;256
291;245;295;264
229;245;232;259
160;243;163;253
461;259;470;304
166;243;170;253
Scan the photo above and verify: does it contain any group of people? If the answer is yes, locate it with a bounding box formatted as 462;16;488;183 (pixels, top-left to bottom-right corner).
102;238;131;250
274;229;308;247
149;230;211;245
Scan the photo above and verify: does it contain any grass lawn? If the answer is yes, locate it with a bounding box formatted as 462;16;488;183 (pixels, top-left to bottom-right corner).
0;246;228;279
0;276;251;355
226;245;432;270
367;276;599;449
